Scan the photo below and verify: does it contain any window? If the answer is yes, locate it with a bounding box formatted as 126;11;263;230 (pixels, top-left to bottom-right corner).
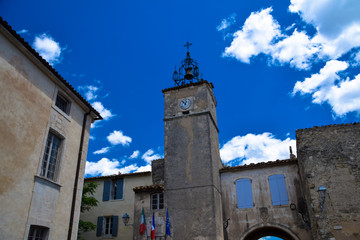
269;174;289;206
28;225;49;240
96;216;118;237
151;193;164;210
40;132;62;181
236;178;254;209
55;93;70;114
103;179;123;201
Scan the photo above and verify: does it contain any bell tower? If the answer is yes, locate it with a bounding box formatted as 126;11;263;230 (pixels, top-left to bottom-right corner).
163;43;224;239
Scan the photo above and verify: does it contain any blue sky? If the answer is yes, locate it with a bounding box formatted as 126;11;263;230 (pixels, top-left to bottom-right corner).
2;0;360;177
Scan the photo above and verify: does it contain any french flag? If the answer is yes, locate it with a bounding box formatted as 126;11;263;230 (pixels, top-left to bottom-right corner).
151;212;155;239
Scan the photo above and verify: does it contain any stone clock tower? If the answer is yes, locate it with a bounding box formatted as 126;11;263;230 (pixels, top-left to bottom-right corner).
162;44;224;239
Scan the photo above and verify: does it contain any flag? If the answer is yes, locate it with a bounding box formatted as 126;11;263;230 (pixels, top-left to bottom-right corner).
166;209;171;236
140;208;146;235
151;212;155;240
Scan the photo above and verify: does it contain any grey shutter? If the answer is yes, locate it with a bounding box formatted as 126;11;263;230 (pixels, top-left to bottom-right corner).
112;216;119;236
103;180;110;201
236;178;253;208
116;178;124;200
96;216;103;237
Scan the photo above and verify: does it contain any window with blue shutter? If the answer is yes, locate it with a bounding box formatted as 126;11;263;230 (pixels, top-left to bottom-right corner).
116;179;123;200
269;174;289;206
236;178;254;209
103;180;110;201
112;216;119;236
96;216;103;237
103;179;124;201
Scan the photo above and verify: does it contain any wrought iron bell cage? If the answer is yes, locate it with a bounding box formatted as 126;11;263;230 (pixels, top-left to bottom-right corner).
173;42;202;86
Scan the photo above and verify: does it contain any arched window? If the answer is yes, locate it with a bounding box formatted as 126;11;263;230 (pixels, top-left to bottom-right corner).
236;178;254;208
268;174;289;206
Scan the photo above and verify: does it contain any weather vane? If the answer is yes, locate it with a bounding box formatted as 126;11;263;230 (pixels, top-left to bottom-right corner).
172;42;202;86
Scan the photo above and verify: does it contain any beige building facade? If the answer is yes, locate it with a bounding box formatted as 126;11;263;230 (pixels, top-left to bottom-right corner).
0;17;101;240
80;172;152;240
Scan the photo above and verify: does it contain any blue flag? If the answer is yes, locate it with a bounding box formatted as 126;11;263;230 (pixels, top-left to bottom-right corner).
166;209;171;236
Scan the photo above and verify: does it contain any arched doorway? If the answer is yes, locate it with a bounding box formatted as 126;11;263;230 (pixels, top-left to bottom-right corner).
242;226;298;240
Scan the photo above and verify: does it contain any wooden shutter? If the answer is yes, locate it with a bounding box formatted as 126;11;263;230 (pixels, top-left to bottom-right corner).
236;178;253;208
116;178;124;200
103;180;110;201
269;174;289;205
96;216;103;237
112;216;119;236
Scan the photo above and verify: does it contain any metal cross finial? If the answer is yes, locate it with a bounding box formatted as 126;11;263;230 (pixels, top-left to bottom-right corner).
184;42;192;52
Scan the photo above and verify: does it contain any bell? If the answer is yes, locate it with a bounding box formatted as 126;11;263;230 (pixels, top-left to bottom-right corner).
184;67;193;80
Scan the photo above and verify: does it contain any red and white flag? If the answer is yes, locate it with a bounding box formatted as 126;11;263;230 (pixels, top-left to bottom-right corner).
140;208;146;235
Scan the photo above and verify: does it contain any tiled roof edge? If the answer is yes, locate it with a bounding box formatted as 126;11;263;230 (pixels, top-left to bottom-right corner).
85;171;151;180
296;122;360;133
0;17;102;119
220;159;297;173
162;80;214;93
133;184;164;193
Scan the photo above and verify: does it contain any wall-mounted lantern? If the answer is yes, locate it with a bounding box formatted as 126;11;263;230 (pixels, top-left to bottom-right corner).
317;185;327;211
122;213;132;226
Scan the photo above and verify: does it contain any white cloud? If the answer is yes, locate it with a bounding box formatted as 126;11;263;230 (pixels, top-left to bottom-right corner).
89;135;95;140
85;158;120;176
141;149;162;164
79;85;99;101
135;165;152;172
33;33;62;65
293;60;348;96
271;29;321;69
93;146;110;155
129;150;140;159
107;130;132;146
289;0;360;59
92;101;113;120
220;133;296;166
217;13;237;31
223;7;281;63
85;158;142;176
17;29;28;34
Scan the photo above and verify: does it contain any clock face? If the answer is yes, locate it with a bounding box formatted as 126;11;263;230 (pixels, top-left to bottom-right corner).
179;98;191;110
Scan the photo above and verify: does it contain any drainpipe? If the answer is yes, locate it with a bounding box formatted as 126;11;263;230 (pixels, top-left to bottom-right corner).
67;111;101;240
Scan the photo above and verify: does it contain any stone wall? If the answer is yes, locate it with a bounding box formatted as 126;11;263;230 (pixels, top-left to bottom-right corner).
296;123;360;240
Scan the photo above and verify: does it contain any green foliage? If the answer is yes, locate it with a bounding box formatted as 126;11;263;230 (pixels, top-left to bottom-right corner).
78;182;99;238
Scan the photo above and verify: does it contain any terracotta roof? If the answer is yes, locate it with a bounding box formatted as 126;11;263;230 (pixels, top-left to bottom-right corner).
220;159;297;173
85;171;151;180
0;17;102;119
162;80;214;93
296;122;360;132
133;184;163;193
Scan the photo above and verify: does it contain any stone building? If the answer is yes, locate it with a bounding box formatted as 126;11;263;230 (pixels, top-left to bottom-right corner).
80;49;360;239
0;17;102;239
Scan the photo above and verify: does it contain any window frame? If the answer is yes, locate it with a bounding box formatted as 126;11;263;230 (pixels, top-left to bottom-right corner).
40;131;63;181
235;178;254;209
54;91;71;115
96;216;119;237
28;225;49;240
151;192;164;210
